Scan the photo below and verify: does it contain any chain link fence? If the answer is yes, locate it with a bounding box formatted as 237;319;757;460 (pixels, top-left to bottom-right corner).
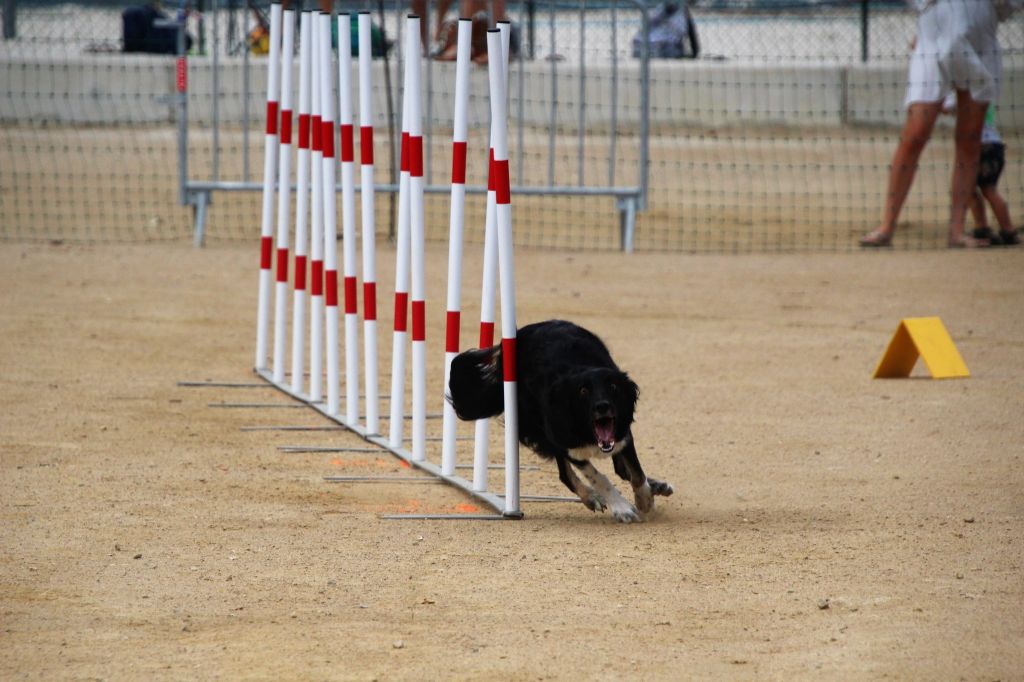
2;1;1022;250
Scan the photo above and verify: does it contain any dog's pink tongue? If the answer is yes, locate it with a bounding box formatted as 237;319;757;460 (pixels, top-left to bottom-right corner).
595;421;615;451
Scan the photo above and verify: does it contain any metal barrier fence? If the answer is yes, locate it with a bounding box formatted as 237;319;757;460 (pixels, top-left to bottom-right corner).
2;1;1023;251
181;0;652;252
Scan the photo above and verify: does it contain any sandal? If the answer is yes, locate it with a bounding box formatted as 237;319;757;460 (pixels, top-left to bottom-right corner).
998;229;1020;246
859;230;893;248
948;234;989;248
972;226;1000;245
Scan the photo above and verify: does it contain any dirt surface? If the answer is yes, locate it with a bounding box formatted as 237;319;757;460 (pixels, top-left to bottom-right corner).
1;242;1022;680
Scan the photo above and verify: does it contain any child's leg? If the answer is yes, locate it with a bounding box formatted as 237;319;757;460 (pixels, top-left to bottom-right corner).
969;188;988;229
981;185;1014;233
949;91;988;245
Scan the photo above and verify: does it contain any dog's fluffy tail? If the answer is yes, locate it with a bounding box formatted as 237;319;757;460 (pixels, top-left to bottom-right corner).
448;345;505;421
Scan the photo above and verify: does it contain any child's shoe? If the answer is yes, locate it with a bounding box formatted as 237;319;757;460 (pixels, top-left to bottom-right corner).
972;226;1002;246
998;229;1020;246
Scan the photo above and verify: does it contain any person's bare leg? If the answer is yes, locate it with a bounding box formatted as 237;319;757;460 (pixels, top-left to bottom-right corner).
282;0;325;10
969;188;988;230
949;89;989;246
411;0;453;51
861;101;942;245
490;0;508;21
410;0;427;45
980;185;1014;233
434;0;453;41
429;0;468;60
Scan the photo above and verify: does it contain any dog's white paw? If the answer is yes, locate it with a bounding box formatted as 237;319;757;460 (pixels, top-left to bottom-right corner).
611;500;641;524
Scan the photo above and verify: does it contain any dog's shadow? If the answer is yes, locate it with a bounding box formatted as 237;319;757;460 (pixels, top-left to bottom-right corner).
525;500;682;527
527;500;838;532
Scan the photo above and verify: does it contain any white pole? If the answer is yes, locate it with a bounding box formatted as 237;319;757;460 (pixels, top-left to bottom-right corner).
388;26;412;449
256;2;282;370
486;28;519;516
358;11;380;436
319;12;340;417
291;10;312;395
498;20;511;84
407;15;426;463
273;7;295;384
338;13;360;428
440;18;472;477
472;174;497;490
308;20;324;402
472;21;510;492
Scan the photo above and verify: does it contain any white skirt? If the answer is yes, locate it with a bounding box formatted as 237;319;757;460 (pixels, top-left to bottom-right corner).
904;0;1002;106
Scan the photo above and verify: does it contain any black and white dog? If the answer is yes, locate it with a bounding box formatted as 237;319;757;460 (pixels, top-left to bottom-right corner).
448;320;673;523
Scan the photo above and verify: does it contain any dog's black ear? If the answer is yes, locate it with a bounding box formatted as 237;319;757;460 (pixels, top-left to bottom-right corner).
620;372;640;409
611;371;640;426
448;346;505;421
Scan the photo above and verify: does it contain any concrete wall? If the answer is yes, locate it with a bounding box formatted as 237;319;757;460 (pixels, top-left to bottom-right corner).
0;54;176;124
3;53;1022;131
648;61;845;127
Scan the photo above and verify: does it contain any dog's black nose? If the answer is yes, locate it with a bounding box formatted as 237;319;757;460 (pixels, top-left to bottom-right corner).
593;400;613;416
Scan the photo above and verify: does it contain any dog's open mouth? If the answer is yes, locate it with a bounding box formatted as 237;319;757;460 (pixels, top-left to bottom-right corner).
594;417;616;452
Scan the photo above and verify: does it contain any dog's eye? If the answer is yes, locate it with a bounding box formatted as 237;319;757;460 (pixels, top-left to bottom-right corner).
610;383;618;392
579;387;589;397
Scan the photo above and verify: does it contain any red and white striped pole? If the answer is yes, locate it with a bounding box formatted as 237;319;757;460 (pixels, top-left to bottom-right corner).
319;12;341;417
358;11;380;436
472;161;497;490
472;21;510;492
273;7;295;384
388;27;412;449
255;1;282;370
486;27;519;516
440;18;473;477
407;15;427;463
338;13;360;427
308;20;325;402
291;10;313;395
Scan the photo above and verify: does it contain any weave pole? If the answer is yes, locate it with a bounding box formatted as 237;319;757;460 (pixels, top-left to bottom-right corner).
245;8;520;520
318;12;340;417
407;15;427;463
388;29;412;449
358;11;380;436
472;21;510;492
273;7;295;384
440;18;473;478
291;10;312;395
337;13;360;427
308;19;324;402
255;2;282;371
486;28;520;516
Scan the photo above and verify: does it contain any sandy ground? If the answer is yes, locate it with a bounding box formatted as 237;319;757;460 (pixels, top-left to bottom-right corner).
1;241;1022;680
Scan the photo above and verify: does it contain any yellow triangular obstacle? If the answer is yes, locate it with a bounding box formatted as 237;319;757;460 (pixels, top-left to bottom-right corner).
873;317;969;379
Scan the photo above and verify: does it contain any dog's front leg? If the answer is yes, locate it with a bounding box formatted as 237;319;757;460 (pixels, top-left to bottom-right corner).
613;439;673;515
556;456;605;513
577;462;640;523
